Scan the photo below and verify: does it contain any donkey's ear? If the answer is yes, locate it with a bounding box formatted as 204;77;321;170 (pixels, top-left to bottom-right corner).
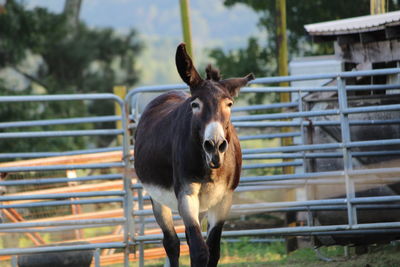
175;43;202;88
220;73;255;97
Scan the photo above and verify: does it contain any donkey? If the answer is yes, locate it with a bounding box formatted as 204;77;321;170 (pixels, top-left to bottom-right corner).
134;43;254;267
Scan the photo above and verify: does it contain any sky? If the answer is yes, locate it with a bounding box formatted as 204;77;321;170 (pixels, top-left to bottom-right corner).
22;0;263;85
25;0;260;49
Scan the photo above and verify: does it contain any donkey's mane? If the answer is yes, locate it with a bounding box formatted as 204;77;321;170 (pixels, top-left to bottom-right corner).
205;64;221;81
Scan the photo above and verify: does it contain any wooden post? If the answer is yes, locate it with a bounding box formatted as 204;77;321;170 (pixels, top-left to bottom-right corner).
113;86;127;146
179;0;194;59
66;169;83;239
3;209;46;246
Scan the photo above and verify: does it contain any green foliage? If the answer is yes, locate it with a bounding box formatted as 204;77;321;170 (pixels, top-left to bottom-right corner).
210;0;400;79
223;0;400;56
209;37;272;78
0;0;142;154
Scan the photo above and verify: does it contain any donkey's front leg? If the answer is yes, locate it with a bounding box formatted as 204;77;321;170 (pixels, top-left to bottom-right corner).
177;183;209;267
151;199;180;267
206;192;233;267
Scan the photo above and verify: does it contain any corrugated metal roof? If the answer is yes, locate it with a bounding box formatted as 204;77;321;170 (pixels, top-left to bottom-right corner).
305;10;400;36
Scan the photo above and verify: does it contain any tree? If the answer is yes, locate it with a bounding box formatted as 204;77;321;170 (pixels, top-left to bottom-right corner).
211;0;400;78
0;0;142;156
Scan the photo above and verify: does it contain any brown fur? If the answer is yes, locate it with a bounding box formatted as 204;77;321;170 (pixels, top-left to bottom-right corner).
134;43;254;267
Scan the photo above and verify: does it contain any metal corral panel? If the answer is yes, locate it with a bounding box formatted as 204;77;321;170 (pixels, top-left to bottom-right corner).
289;56;342;88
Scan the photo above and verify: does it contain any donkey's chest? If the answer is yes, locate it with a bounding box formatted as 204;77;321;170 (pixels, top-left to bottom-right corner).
143;181;227;212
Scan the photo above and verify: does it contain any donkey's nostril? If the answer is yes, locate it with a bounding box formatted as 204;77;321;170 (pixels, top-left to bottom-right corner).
218;140;228;153
203;140;215;153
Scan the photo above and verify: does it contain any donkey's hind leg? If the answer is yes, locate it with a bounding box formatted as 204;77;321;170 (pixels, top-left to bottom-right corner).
151;199;180;267
206;192;233;267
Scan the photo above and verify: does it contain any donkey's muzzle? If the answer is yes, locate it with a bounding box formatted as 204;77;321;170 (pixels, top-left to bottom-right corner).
203;138;228;169
209;154;221;169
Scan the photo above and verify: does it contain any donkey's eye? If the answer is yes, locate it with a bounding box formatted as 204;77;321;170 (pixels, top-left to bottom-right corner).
227;101;233;108
191;102;200;109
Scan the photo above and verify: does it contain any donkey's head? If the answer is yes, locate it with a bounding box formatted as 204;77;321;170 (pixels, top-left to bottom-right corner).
176;43;254;169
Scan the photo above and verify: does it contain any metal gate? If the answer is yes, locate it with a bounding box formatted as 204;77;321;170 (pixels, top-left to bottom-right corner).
0;94;134;266
1;67;400;266
126;67;400;266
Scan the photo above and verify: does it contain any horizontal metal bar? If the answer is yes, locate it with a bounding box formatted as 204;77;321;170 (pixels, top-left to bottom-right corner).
0;174;123;186
232;103;400;122
1;191;125;201
240;172;343;183
306;229;400;236
243;143;340;154
0;93;123;105
347;84;400;91
239;132;301;141
235;185;296;192
240;83;400;93
231;204;400;214
232;109;339;121
0;129;123;139
242;161;303;169
233;204;400;213
346;104;400;114
133;200;400;218
0;223;122;233
240;167;400;183
126;70;400;99
127;84;187;96
1;216;178;233
0;115;120;129
0;242;126;256
0;197;123;209
134;193;400;215
234;119;400;128
133;209;154;216
234;121;300;127
0;162;124;173
350;167;400;176
243;139;400;154
243;153;319;160
0;146;125;159
232;196;400;212
232;102;298;112
134;222;400;241
347;139;400;148
352;150;400;157
0;218;126;231
352;195;400;204
238;177;400;187
319;119;400;126
243;150;400;160
251;68;400;84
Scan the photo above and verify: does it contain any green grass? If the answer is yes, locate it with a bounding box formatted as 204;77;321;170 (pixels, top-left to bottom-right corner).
143;239;400;267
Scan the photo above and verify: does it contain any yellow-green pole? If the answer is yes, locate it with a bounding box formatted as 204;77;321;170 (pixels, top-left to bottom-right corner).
113;85;127;146
276;0;292;171
370;0;386;14
276;0;296;252
179;0;194;59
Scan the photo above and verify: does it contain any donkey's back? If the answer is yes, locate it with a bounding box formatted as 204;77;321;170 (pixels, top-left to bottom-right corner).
134;90;190;188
